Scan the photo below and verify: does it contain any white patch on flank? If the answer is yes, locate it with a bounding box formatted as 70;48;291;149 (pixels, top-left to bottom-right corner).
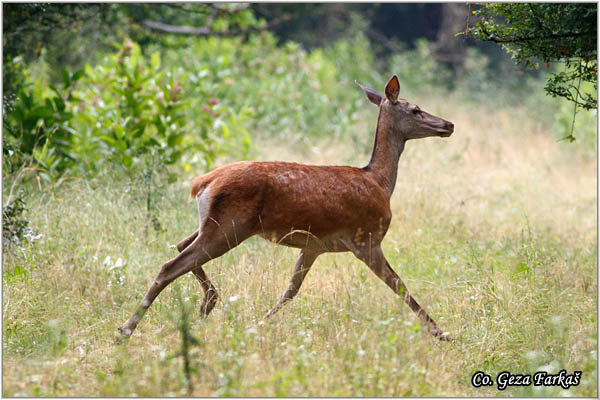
196;187;212;232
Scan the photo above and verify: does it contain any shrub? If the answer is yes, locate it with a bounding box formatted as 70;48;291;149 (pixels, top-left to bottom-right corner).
2;192;39;247
70;39;252;175
159;32;377;141
72;40;188;173
2;67;82;181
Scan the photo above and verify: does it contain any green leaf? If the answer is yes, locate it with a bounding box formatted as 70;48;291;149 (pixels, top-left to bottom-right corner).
122;154;133;169
115;139;127;153
61;69;71;88
99;135;117;146
71;69;85;82
167;132;184;147
53;96;66;112
165;150;181;164
18;90;33;109
84;63;95;81
48;85;62;99
167;172;178;184
151;52;160;70
31;106;54;120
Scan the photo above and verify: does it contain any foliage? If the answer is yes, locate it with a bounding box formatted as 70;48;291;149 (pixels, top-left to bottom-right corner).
2;4;125;103
69;39;252;175
124;3;261;40
3;54;27;115
159;32;377;142
2;193;39;247
2;3;261;115
71;39;187;173
3;67;82;180
5;4;597;183
468;3;597;140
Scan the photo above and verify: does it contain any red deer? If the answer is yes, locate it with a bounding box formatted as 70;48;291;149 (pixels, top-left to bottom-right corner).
119;76;454;340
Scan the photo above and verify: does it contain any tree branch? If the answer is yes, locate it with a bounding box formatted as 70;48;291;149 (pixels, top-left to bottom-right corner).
143;20;212;36
143;15;292;37
482;30;595;44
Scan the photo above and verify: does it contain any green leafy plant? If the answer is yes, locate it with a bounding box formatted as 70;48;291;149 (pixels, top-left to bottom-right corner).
72;38;252;174
160;32;371;141
72;39;187;173
2;192;39;247
3;67;82;180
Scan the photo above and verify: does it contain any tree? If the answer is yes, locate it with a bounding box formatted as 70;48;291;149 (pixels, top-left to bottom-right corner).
467;3;597;141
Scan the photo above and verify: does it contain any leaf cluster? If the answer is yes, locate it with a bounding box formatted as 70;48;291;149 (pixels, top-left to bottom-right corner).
2;192;39;247
3;69;83;180
469;3;597;112
73;39;188;171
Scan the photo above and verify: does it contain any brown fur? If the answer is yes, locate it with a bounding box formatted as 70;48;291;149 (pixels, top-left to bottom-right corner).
191;161;391;251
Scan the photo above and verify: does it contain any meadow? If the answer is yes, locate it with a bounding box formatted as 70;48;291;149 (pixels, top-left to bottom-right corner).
2;86;597;396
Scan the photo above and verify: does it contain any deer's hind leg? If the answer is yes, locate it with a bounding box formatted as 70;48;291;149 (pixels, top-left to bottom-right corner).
176;229;218;316
192;266;218;317
119;236;210;337
119;217;252;338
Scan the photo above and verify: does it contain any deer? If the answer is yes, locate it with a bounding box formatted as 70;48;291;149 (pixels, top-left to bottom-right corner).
118;75;454;341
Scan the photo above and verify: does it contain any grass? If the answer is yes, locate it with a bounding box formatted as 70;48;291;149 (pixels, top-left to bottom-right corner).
2;95;597;397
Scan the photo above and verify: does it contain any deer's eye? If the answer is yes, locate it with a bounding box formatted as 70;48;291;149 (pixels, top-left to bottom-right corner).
412;108;420;115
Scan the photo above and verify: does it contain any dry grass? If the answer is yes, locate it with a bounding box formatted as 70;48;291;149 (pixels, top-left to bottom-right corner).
2;97;597;397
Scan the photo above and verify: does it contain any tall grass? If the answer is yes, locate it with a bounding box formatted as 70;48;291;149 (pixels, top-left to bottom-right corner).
2;92;597;396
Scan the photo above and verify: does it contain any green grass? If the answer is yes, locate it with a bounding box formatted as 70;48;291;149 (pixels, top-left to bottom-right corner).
2;101;597;396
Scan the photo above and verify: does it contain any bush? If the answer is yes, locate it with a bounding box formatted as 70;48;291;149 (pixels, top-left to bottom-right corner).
159;32;377;141
3;66;82;181
2;192;39;247
71;39;187;173
68;39;253;175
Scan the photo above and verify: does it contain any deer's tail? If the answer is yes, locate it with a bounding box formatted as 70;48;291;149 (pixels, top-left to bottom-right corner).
190;175;210;199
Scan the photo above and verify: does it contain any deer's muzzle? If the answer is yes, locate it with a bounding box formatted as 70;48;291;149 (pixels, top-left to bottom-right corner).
439;121;454;137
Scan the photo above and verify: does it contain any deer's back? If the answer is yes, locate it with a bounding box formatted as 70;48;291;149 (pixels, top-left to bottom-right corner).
190;161;392;250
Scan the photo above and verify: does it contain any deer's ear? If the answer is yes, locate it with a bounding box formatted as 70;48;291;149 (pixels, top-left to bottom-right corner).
355;80;382;106
385;75;400;104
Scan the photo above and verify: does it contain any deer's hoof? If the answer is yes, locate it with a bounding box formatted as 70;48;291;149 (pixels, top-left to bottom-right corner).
118;326;132;337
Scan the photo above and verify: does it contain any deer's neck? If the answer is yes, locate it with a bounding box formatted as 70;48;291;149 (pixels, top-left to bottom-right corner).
364;110;405;196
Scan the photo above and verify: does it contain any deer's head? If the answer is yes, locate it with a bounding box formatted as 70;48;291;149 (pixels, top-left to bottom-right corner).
356;75;454;140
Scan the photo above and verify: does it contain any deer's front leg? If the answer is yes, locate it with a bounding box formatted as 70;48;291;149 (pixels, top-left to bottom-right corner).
353;244;450;341
262;249;320;320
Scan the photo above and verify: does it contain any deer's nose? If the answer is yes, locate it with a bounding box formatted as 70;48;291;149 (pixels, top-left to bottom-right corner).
445;122;454;132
